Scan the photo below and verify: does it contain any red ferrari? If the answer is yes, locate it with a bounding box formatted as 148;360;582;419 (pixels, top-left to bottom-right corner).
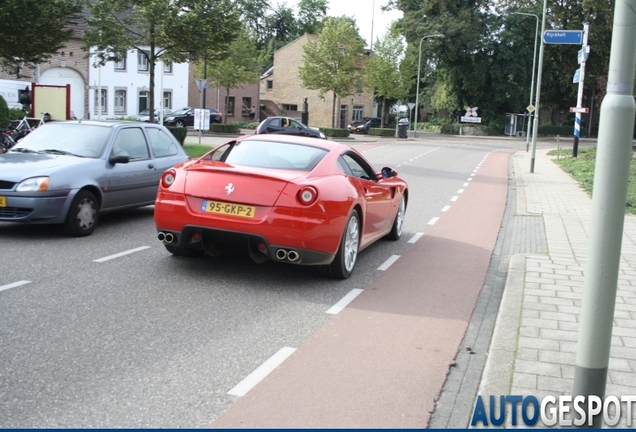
154;134;408;278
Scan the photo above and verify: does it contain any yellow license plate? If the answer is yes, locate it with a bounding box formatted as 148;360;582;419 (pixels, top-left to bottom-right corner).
201;200;255;218
0;196;6;207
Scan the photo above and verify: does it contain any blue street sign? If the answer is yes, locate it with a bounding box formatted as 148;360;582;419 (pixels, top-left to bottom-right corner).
543;30;583;44
573;69;581;83
577;46;590;64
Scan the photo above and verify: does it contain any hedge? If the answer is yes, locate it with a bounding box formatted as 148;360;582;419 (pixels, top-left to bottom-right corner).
368;128;396;137
319;127;350;138
538;125;574;136
212;123;241;134
166;126;187;145
0;96;9;128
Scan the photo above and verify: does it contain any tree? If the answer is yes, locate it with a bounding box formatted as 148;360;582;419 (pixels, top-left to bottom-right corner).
364;30;411;126
299;16;366;127
83;0;239;122
197;29;260;123
297;0;328;35
0;0;82;75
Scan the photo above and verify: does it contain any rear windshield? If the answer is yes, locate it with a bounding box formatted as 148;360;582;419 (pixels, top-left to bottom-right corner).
221;139;328;171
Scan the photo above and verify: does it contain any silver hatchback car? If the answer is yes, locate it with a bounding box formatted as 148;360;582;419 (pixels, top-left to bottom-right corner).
0;120;189;236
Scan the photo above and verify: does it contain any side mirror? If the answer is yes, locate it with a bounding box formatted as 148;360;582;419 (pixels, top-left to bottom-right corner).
381;167;397;178
109;153;130;165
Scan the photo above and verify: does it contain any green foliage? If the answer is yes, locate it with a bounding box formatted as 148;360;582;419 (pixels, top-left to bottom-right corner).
440;123;461;135
232;121;259;129
0;0;82;73
7;107;24;121
319;128;350;137
299;17;366;127
368;128;396;137
538;124;574;136
83;0;240;122
166;126;187;145
0;96;10;128
212;123;241;134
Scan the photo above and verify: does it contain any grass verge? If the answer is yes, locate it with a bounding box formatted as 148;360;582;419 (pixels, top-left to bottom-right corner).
183;143;213;158
548;146;636;215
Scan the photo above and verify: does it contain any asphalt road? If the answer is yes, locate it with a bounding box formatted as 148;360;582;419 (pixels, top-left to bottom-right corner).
1;134;526;427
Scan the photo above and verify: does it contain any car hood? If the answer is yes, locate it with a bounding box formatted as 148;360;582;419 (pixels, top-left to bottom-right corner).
0;152;95;182
183;162;305;207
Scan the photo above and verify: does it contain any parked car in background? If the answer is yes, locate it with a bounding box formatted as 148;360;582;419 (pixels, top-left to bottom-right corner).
163;107;223;127
255;116;326;139
154;134;408;279
350;117;382;134
130;108;174;123
0;121;189;236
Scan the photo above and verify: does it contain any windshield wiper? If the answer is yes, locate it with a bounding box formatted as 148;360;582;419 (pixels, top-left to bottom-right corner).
9;147;38;153
40;149;84;157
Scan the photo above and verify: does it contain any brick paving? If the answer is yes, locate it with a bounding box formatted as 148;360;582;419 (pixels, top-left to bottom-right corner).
478;148;636;427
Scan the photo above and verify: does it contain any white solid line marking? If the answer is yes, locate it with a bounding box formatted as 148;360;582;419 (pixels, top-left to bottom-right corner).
428;217;439;225
227;347;296;397
378;255;401;271
408;233;423;243
327;289;363;314
441;205;451;212
93;246;151;263
451;196;459;202
458;189;465;194
0;280;31;292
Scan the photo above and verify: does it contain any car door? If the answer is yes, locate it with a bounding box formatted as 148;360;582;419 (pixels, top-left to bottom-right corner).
103;126;159;209
339;152;393;240
146;126;187;174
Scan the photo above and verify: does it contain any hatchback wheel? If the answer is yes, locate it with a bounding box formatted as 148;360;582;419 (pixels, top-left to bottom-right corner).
175;120;186;127
64;190;99;237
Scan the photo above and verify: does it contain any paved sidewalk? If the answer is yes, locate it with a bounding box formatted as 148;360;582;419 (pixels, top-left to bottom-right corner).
479;148;636;427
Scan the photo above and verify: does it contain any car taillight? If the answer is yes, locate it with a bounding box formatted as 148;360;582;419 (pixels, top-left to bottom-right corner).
297;186;318;205
161;169;176;188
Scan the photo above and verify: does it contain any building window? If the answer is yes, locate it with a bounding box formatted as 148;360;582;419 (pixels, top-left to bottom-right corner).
282;104;298;111
114;54;126;71
353;105;364;121
94;89;107;114
138;90;149;113
163;91;172;110
225;96;235;116
242;97;252;116
137;50;149;71
163;61;172;74
114;89;126;114
266;80;273;90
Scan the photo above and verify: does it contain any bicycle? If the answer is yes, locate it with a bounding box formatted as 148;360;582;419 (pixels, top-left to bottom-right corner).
7;112;50;143
0;128;16;153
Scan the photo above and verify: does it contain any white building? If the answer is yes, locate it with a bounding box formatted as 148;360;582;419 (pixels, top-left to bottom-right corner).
88;48;189;119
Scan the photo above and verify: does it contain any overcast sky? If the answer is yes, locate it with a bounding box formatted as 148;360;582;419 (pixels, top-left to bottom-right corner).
276;0;403;48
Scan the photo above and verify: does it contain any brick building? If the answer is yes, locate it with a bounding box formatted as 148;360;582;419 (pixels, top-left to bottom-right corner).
259;35;376;129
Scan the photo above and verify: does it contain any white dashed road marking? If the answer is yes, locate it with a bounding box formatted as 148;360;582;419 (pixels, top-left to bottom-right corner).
0;280;31;293
93;246;151;263
441;206;451;212
227;347;297;397
451;196;458;202
428;217;439;225
378;255;401;271
408;233;424;243
327;289;363;314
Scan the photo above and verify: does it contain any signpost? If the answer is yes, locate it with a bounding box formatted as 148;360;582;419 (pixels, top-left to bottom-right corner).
570;107;589;114
572;23;589;157
543;30;583;44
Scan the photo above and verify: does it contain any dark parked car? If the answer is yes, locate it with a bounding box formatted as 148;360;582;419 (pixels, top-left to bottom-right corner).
255;116;326;139
0;121;189;236
130;108;174;123
163;107;223;127
350;117;382;134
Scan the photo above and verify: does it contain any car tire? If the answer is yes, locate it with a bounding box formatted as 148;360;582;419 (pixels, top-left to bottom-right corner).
164;244;205;257
64;190;99;237
326;210;360;279
175;120;186;127
386;195;406;241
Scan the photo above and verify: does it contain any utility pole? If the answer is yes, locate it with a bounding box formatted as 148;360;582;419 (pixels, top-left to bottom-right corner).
572;0;636;427
572;22;590;158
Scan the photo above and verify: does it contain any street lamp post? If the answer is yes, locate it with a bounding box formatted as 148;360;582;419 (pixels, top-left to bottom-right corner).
529;0;548;173
414;34;444;138
508;11;539;152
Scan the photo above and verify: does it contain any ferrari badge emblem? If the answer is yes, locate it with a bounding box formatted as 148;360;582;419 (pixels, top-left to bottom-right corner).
225;183;234;195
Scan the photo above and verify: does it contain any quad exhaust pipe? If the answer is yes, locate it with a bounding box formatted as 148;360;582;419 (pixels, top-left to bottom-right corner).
276;248;300;262
157;232;175;244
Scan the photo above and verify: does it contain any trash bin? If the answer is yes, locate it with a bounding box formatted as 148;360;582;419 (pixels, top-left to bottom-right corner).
398;118;409;138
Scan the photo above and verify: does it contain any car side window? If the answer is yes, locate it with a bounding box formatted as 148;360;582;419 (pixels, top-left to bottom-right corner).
290;119;303;129
112;128;150;160
205;142;234;161
146;128;179;158
338;154;374;181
